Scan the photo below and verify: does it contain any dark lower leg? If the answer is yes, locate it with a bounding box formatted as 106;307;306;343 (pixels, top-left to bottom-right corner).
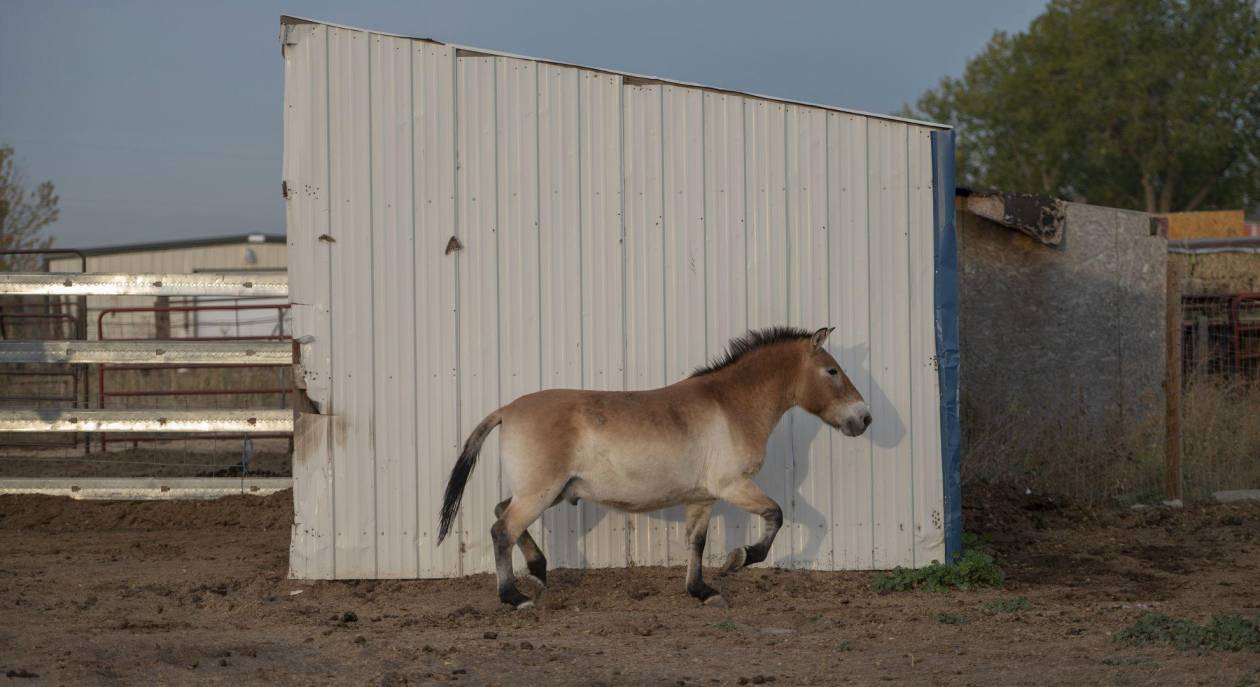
495;498;548;586
741;504;783;566
684;503;721;602
491;519;530;608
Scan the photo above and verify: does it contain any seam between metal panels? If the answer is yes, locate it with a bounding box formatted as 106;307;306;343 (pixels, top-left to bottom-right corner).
534;61;545;558
783;105;795;566
903;125;916;568
658;86;669;566
492;58;504;507
742;99;750;337
366;34;379;578
619;76;632;564
823;114;834;567
864;119;876;566
323;26;337;578
575;70;585;563
451;49;464;576
408;40;420;572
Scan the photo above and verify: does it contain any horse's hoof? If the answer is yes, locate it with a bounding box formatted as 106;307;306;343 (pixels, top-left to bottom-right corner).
515;599;535;610
703;594;729;608
721;547;747;574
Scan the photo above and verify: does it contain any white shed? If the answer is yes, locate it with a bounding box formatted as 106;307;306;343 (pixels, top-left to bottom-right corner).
281;16;961;579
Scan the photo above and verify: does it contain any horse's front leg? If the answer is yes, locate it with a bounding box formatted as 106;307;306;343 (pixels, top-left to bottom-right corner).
684;501;726;606
718;478;783;573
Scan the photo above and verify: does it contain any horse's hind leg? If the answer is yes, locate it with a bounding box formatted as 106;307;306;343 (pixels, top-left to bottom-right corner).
492;486;561;609
495;498;547;587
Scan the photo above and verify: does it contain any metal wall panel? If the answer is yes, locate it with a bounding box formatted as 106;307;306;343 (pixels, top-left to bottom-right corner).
284;19;951;579
536;64;585;569
494;56;545;569
576;69;628;569
701;91;748;566
660;85;706;567
827;113;875;570
456;54;501;576
327;26;376;578
283;22;334;579
867;120;915;569
623;83;668;566
412;42;460;577
368;33;417;578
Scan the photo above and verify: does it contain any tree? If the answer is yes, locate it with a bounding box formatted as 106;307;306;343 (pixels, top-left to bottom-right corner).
0;145;59;270
905;0;1260;214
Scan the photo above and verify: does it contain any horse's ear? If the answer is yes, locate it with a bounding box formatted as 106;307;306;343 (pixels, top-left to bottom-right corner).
810;327;834;351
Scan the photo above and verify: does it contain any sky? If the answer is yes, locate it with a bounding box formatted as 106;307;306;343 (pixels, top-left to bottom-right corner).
1;0;1049;248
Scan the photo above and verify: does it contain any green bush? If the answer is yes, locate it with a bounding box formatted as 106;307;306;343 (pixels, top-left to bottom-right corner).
1118;613;1260;654
873;547;1005;593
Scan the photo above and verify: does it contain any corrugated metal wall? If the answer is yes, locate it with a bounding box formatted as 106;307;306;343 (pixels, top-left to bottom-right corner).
283;18;948;579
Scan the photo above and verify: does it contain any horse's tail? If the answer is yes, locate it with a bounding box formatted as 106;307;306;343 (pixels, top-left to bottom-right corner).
437;410;503;545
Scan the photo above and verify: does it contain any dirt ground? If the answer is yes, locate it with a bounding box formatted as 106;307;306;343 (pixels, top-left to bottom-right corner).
1;484;1258;686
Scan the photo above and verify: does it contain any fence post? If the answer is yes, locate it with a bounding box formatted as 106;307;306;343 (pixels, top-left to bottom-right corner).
1164;257;1184;501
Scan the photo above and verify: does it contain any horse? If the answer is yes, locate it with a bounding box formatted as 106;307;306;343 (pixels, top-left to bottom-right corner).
437;326;871;609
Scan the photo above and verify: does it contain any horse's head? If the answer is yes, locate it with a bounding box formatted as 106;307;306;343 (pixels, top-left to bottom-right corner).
796;327;871;437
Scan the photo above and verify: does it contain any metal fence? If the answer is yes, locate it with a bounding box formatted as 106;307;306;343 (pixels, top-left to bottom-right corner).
0;268;294;482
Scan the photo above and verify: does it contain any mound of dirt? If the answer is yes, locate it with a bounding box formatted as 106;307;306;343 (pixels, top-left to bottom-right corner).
0;489;293;531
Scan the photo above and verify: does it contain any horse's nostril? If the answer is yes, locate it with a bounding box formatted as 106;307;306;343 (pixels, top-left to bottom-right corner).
861;412;872;428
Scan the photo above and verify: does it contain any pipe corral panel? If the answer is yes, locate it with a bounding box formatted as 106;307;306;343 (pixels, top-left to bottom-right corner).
281;17;957;579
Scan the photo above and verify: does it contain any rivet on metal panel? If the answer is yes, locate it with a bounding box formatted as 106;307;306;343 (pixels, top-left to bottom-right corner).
243;281;254;289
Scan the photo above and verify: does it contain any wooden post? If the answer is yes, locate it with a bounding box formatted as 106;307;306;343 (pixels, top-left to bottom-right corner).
1165;261;1184;501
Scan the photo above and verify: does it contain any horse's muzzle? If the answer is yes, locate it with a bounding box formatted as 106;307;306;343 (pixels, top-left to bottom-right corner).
838;403;872;437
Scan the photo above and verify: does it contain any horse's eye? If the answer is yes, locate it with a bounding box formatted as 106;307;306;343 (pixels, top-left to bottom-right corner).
827;368;839;376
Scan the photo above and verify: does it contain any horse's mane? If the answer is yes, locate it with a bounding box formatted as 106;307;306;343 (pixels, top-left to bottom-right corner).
690;326;812;378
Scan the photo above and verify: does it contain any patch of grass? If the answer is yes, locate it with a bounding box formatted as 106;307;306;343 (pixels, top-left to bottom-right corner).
936;612;970;625
1117;613;1260;654
873;546;1005;593
713;619;738;631
836;640;853;652
984;597;1032;614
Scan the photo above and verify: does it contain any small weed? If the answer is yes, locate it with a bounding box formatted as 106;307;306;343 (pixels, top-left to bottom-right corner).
937;613;970;625
984;597;1032;614
836;640;853;652
1117;613;1260;654
874;548;1004;593
713;619;738;631
1098;655;1152;666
